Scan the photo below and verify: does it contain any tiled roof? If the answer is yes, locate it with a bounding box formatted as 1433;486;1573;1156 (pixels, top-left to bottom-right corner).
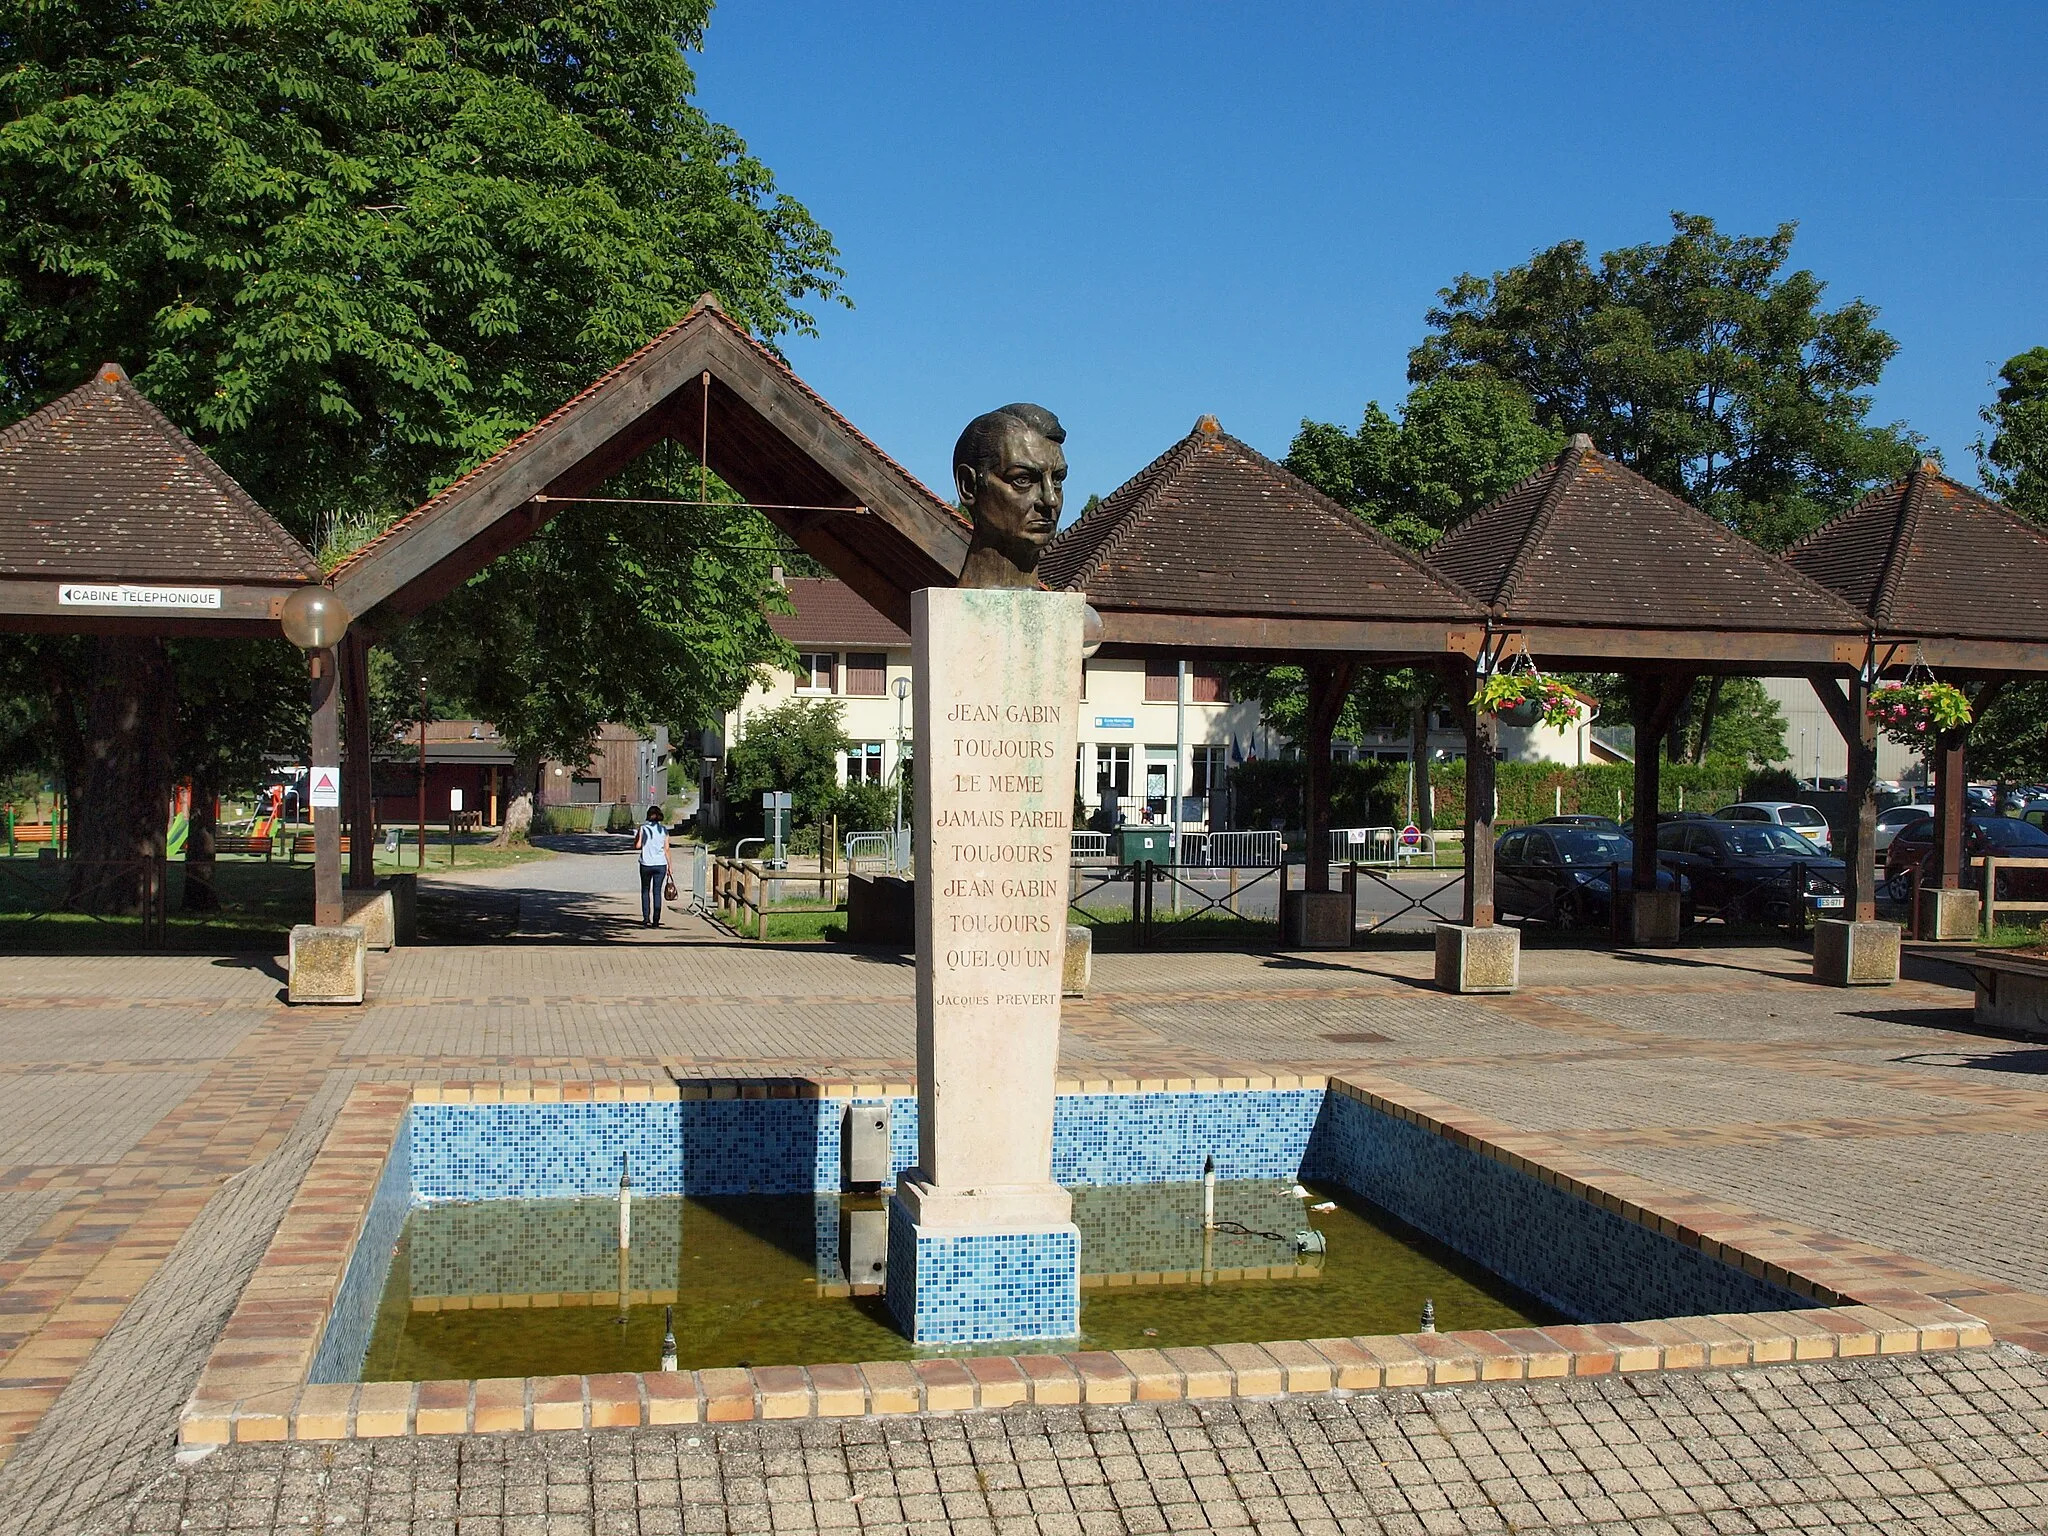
1039;416;1484;621
1784;464;2048;641
1427;435;1868;634
327;296;966;584
0;364;318;584
766;578;909;647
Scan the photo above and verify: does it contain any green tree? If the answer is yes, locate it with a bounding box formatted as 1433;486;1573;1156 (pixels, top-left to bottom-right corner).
1286;374;1562;548
1409;212;1921;550
1976;347;2048;521
0;0;842;881
724;696;850;836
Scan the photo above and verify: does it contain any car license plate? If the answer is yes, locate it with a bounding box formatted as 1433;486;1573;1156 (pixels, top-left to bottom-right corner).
1813;894;1844;909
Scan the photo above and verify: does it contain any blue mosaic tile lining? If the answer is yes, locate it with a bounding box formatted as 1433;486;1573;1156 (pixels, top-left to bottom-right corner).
1052;1090;1321;1184
308;1132;410;1384
410;1102;681;1201
885;1197;1079;1343
1302;1092;1812;1322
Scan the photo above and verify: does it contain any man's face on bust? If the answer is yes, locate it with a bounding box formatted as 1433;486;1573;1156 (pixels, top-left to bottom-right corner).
959;425;1066;566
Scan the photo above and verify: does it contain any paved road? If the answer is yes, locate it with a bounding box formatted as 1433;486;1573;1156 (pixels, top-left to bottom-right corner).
3;898;2048;1532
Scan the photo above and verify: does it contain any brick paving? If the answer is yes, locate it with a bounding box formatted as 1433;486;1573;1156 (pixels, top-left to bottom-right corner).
1;845;2047;1531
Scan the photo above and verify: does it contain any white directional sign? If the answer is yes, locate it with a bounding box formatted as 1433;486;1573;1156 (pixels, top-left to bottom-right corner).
58;583;222;610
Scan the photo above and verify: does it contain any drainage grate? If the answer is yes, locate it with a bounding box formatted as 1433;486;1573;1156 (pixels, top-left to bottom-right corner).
1319;1031;1389;1044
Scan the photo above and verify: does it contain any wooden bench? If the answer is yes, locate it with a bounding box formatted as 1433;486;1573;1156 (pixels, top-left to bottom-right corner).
290;834;352;858
213;834;272;857
7;823;56;848
1928;947;2048;1041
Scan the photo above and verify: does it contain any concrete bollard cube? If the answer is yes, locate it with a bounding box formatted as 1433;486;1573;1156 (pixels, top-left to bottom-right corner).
1812;919;1900;986
1919;886;1980;942
1626;890;1683;946
1063;924;1092;996
382;874;418;946
1434;923;1519;994
342;888;396;951
288;924;366;1005
1282;890;1353;949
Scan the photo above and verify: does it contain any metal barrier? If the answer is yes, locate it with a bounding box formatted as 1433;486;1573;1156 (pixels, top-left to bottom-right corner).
1352;862;1465;933
1329;827;1398;867
1070;831;1113;863
844;831;897;870
1680;861;1835;933
0;855;170;946
1493;861;1624;934
1069;858;1283;948
1188;830;1283;868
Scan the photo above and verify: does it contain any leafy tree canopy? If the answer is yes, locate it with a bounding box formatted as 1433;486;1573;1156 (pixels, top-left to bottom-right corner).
1976;347;2048;522
1409;212;1921;550
1286;374;1562;548
725;696;849;830
0;0;838;812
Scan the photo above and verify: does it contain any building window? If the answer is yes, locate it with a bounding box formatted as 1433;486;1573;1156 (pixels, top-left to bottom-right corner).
1190;745;1228;797
843;652;887;696
1189;665;1230;704
1094;743;1131;800
845;741;884;783
794;653;836;694
1144;658;1179;702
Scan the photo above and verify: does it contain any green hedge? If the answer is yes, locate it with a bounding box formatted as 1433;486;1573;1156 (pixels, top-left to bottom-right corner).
1227;758;1408;829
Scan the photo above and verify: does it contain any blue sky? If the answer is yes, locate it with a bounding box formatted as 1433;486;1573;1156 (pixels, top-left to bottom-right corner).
693;3;2048;509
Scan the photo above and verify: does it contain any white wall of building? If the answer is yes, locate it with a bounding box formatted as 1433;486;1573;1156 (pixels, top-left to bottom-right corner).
1761;678;1925;786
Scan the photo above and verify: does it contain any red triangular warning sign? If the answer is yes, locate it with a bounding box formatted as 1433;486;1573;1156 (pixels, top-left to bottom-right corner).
313;770;336;792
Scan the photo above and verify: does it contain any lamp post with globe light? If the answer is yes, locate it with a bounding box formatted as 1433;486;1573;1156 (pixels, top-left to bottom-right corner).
278;587;352;926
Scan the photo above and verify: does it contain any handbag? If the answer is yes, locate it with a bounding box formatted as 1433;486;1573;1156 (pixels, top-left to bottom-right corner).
663;873;679;903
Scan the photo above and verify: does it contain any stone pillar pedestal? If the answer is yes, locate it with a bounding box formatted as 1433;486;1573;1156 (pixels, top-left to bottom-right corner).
1434;923;1519;994
1920;886;1981;942
1626;890;1683;946
1812;919;1901;986
1281;889;1353;949
885;1180;1079;1344
342;888;396;951
1062;924;1092;996
288;924;366;1004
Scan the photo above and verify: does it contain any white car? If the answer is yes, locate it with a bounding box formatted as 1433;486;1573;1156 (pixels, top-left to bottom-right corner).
1713;801;1833;853
1874;803;1933;852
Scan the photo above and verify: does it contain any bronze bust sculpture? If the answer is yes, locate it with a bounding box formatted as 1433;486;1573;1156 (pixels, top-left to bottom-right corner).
953;403;1067;589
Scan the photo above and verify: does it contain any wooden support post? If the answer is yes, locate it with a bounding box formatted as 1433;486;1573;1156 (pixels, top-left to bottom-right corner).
1810;672;1878;921
1626;673;1693;898
340;633;376;890
1301;660;1356;895
1932;678;2007;890
1463;706;1497;927
310;647;343;926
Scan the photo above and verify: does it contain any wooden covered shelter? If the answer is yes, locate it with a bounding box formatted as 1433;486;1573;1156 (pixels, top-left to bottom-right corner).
323;295;973;894
1425;433;1882;933
0;363;322;634
1787;464;2048;921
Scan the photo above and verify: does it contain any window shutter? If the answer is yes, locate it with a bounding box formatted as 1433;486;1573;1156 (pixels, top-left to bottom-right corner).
844;652;887;696
1144;658;1178;702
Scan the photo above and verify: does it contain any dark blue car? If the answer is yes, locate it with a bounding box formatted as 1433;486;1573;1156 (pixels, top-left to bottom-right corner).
1494;826;1680;928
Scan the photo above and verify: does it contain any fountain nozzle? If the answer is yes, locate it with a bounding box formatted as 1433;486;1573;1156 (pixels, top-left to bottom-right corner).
660;1304;678;1373
1202;1153;1216;1230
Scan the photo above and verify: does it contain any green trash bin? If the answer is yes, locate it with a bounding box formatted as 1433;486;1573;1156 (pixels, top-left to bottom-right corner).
1115;826;1173;865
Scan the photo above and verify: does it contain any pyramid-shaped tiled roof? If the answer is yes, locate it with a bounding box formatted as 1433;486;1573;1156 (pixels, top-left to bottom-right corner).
0;364;318;584
1784;464;2048;642
1040;416;1483;622
1427;434;1868;635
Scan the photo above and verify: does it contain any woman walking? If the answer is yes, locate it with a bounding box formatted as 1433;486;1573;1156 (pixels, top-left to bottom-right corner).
633;805;673;928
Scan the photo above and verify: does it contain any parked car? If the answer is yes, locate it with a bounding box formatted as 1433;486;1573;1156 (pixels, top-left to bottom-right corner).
1882;814;2048;902
1713;801;1834;853
1494;826;1680;928
1873;803;1932;853
1538;814;1624;833
1654;819;1845;924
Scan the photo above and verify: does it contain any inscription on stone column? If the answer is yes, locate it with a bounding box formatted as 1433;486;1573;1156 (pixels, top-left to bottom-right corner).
911;588;1084;1203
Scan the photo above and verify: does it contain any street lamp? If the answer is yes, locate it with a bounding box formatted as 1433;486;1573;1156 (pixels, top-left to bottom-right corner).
893;675;911;870
417;672;429;870
279;586;351;925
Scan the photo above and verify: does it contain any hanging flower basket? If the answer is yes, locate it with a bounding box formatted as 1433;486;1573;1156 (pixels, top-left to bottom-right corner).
1472;671;1580;732
1867;681;1972;747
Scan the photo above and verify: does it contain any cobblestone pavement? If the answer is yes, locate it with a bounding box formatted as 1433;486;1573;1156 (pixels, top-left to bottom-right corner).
3;841;2048;1532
